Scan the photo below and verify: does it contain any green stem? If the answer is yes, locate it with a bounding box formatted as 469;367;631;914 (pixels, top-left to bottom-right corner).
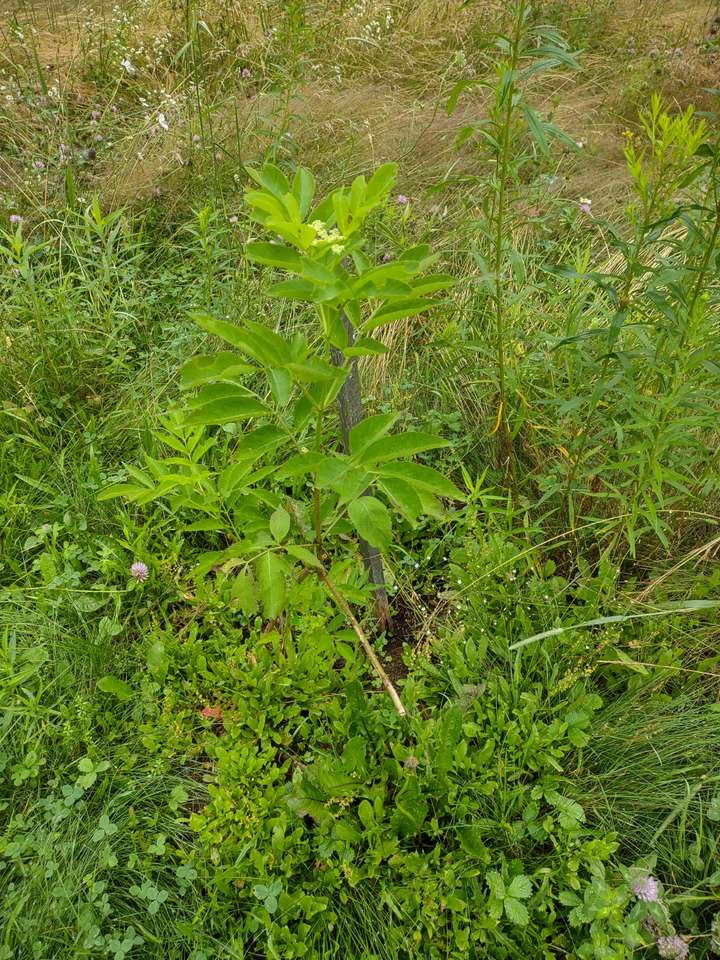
564;207;652;527
490;0;525;506
313;403;324;557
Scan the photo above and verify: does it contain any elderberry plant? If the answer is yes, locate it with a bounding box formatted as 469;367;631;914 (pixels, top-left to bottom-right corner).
100;162;462;713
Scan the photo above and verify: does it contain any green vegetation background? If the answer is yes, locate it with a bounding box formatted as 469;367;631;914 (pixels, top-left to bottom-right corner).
1;1;720;958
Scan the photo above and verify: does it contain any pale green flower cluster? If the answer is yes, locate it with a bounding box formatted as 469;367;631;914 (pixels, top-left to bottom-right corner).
309;220;345;254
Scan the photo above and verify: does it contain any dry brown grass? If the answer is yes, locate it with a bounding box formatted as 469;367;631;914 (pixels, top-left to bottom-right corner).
0;0;717;215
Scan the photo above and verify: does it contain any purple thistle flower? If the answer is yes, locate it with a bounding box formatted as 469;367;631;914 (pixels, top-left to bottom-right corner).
579;197;592;215
241;67;251;79
632;875;660;902
396;194;409;205
33;159;45;170
657;935;689;960
91;109;101;120
130;561;149;582
9;214;22;225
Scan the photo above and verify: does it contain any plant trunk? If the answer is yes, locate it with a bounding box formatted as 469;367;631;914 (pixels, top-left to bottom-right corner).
331;313;392;633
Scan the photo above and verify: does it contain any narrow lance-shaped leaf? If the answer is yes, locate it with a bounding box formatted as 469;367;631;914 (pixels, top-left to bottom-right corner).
180;352;254;389
245;163;291;199
186;382;257;408
184;396;268;426
365;162;398;203
285;544;323;570
190;312;263;358
245;241;305;272
358;432;451;465
349;413;399;456
344;336;389;357
267;279;316;300
292;167;316;218
364;297;438;333
377;462;465;500
522;104;549;157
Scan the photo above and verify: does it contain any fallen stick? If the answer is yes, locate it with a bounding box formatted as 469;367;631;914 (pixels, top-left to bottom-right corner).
318;568;407;718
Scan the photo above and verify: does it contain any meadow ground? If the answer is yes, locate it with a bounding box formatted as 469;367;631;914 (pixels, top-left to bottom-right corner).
2;1;720;958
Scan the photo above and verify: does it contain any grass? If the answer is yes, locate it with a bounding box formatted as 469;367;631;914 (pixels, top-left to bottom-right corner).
2;0;720;958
